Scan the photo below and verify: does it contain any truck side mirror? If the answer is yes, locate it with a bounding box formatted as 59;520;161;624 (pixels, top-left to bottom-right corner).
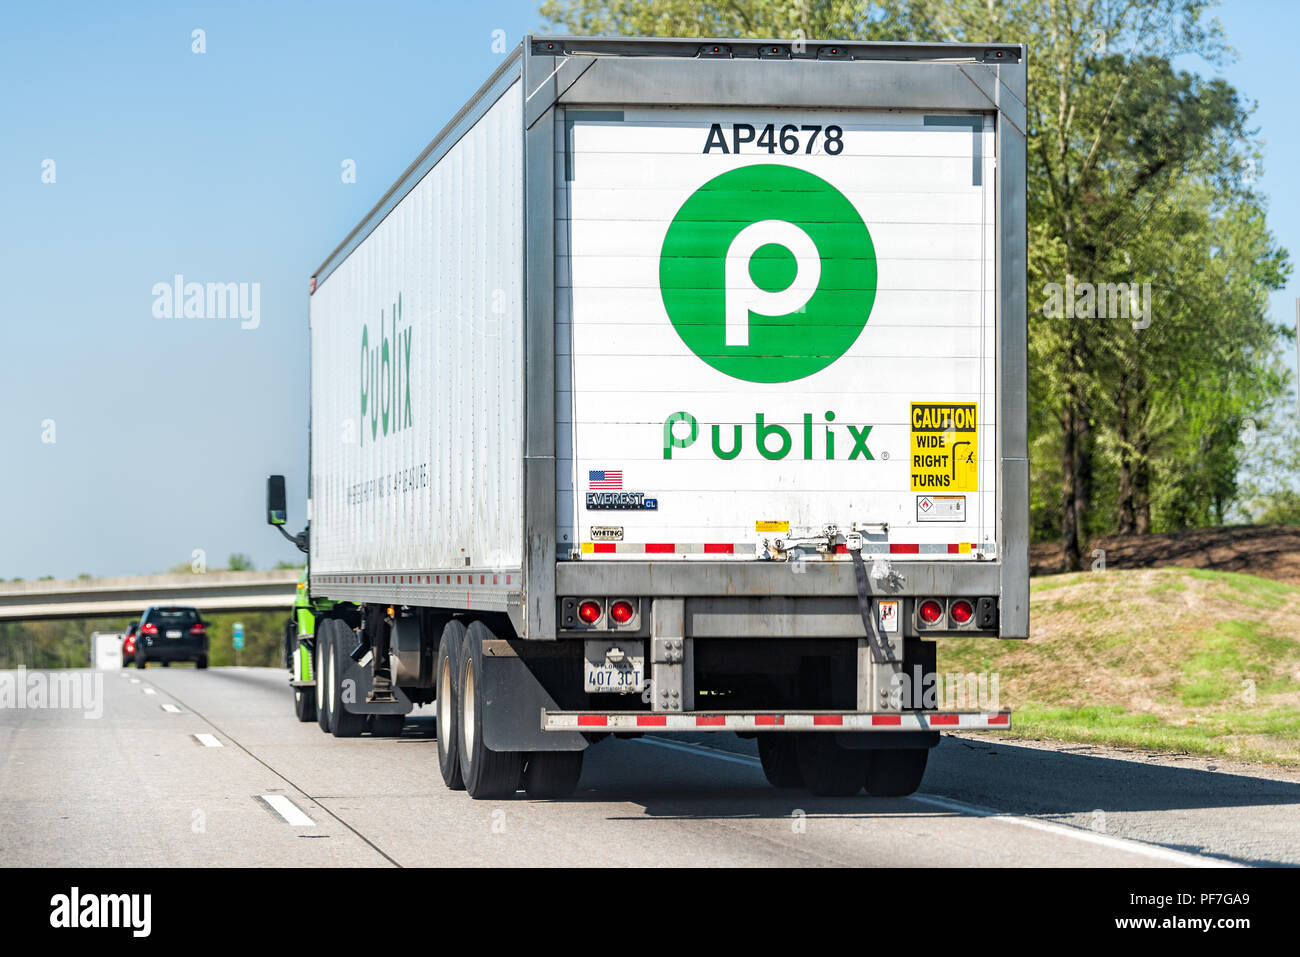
267;475;288;526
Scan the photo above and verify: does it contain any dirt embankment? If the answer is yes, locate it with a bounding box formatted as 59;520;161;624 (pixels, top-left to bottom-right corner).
1030;525;1300;585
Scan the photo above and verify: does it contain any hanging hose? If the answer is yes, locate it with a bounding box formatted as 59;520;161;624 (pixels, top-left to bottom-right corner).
849;546;898;664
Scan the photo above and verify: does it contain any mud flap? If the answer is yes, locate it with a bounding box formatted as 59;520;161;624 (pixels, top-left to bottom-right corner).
480;647;587;753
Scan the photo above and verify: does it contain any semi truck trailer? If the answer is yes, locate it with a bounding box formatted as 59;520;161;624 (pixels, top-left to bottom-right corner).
267;34;1029;800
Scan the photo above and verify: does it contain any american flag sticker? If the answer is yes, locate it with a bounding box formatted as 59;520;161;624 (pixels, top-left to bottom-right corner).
589;470;623;489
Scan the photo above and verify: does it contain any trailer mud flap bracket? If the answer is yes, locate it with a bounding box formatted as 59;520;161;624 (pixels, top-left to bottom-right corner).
337;646;411;716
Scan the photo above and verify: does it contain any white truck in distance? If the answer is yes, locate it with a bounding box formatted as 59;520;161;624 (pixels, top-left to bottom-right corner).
266;35;1029;800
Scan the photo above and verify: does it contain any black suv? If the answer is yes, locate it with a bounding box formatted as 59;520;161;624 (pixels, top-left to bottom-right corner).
133;606;210;669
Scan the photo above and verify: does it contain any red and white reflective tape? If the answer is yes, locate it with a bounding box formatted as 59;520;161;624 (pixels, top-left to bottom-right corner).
314;573;515;587
542;710;1011;732
578;543;996;557
580;542;744;555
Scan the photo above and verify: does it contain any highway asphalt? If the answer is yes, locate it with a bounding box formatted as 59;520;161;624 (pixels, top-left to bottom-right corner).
2;666;1297;867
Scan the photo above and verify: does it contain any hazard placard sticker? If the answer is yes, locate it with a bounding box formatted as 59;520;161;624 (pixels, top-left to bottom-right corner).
917;494;966;522
877;600;899;633
910;403;977;492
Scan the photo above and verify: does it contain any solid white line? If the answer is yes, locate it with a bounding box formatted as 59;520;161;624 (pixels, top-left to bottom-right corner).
635;736;763;767
638;735;1237;868
193;733;222;748
143;688;157;695
909;794;1238;868
261;794;315;827
160;704;182;713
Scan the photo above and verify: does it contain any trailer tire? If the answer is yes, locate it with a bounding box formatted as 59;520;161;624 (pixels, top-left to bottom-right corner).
458;621;523;799
316;632;332;732
757;735;803;789
370;714;404;737
328;622;365;738
522;752;584;799
865;748;928;797
293;685;317;723
435;621;466;790
797;735;865;797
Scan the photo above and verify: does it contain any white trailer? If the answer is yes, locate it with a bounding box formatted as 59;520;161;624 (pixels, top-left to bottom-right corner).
268;35;1028;799
90;632;123;670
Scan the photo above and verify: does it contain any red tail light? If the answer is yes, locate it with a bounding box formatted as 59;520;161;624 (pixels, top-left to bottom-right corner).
950;600;974;624
918;600;944;624
609;600;634;624
189;623;206;635
123;636;136;654
577;600;602;624
140;623;158;637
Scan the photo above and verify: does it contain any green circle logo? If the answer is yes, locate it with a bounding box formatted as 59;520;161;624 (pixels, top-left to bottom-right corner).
659;165;877;383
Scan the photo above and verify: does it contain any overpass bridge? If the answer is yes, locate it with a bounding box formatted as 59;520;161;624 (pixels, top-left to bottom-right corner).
0;570;300;622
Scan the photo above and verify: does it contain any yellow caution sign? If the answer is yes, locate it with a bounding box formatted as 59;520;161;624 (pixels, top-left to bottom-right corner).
910;402;978;491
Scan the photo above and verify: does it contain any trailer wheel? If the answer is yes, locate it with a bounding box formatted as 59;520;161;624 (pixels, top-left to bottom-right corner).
522;752;584;799
293;685;317;723
757;735;803;789
435;621;465;789
458;622;523;799
329;622;365;738
315;630;331;732
797;735;865;797
370;714;404;737
864;748;929;797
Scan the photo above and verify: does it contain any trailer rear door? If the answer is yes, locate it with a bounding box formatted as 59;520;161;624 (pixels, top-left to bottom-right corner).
557;107;997;562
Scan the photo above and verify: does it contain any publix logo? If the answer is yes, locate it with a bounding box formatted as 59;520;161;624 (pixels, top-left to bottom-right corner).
659;164;877;383
359;292;413;447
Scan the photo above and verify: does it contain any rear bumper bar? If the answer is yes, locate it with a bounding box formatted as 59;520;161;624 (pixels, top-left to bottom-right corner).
542;709;1010;732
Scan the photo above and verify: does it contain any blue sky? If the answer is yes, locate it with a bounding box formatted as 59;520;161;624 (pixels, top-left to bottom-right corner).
0;1;1296;579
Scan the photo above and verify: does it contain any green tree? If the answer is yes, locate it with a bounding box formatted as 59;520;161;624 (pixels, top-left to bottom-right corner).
227;553;255;572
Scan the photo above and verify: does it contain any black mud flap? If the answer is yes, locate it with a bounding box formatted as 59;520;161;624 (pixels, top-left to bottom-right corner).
480;648;587;753
338;652;411;716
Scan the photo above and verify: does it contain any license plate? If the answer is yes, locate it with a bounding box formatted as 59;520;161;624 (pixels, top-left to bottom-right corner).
584;660;644;693
166;629;182;639
583;640;645;694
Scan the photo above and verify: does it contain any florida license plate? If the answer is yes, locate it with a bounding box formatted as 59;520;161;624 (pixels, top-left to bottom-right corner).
583;641;645;694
